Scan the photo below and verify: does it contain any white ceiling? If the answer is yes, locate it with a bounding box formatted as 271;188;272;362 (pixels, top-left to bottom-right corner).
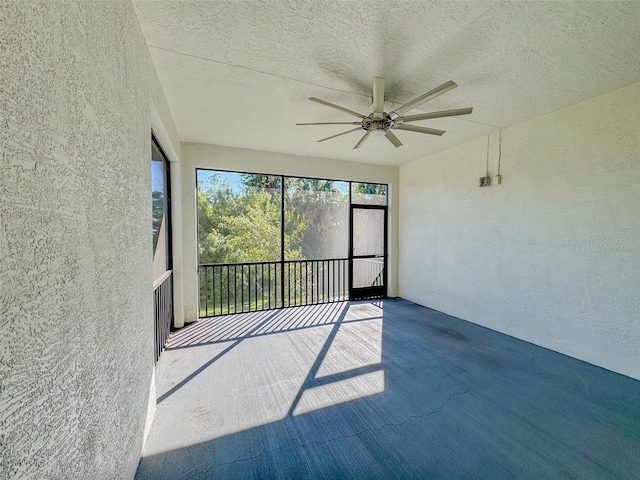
133;1;640;166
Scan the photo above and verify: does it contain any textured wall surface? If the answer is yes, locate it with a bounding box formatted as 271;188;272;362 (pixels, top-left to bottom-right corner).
179;143;399;325
399;82;640;380
0;1;177;478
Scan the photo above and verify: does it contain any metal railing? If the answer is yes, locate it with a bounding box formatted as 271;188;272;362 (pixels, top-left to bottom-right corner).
353;258;385;288
199;258;349;317
153;271;173;362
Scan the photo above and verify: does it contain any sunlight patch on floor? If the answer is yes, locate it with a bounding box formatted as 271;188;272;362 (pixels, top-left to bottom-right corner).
143;302;389;457
316;317;383;378
144;325;332;456
293;370;385;416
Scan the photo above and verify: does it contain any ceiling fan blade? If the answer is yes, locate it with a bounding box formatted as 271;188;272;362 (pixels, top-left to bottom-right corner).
402;107;473;123
395;124;446;136
297;122;362;126
309;97;365;119
385;130;403;148
393;80;458;116
353;131;372;149
317;127;361;143
372;77;385;114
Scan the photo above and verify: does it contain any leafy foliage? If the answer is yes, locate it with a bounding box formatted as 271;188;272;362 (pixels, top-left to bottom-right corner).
199;175;284;263
351;182;387;205
197;173;350;263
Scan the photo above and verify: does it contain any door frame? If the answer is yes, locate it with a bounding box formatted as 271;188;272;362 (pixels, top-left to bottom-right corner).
348;204;388;300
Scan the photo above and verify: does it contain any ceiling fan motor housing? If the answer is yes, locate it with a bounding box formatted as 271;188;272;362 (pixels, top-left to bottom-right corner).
362;113;395;132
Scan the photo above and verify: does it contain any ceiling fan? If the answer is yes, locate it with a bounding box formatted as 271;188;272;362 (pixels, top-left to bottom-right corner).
297;78;473;149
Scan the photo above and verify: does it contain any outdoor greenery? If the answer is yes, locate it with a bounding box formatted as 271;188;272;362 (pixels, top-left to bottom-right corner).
197;173;363;264
196;171;386;316
197;174;283;263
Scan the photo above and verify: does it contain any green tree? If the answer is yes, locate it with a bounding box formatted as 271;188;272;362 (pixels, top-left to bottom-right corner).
197;173;305;263
352;183;386;195
351;182;387;205
197;174;239;263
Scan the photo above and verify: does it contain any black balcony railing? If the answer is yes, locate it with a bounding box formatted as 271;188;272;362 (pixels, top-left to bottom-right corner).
353;258;384;288
199;258;349;317
153;271;173;362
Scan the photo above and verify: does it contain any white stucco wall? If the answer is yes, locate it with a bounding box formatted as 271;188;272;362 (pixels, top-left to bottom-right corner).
0;1;179;478
177;143;399;326
399;82;640;380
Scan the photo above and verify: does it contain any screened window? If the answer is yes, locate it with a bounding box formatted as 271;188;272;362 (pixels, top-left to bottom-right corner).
196;170;389;314
152;139;171;280
351;182;387;205
196;170;387;263
196;170;282;264
284;178;349;260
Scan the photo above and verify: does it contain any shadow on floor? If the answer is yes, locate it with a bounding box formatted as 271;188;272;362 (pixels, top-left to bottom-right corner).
137;299;640;479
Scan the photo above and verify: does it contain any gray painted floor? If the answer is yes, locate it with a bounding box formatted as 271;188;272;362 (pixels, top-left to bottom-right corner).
137;299;640;479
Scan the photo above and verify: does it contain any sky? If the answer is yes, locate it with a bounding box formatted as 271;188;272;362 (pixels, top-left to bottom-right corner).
152;160;164;193
196;169;358;196
197;169;245;194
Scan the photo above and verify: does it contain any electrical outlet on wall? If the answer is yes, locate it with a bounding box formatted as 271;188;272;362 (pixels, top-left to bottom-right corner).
492;175;502;185
479;176;491;187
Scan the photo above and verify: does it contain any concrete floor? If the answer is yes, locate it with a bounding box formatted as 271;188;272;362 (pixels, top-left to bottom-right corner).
137;299;640;479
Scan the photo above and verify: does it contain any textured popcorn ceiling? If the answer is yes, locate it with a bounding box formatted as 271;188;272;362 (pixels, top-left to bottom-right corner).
133;1;640;165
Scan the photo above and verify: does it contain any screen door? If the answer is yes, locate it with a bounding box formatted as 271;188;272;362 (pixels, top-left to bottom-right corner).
349;205;387;300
